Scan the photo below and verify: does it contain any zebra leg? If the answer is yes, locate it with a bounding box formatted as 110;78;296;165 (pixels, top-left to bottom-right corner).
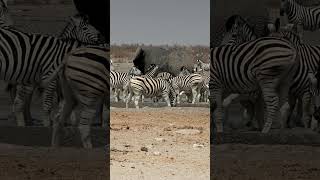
114;88;120;102
42;80;58;127
280;97;296;129
191;87;197;104
125;91;133;109
212;89;224;132
260;84;279;133
51;77;76;147
13;85;34;127
301;92;312;128
76;101;97;149
134;94;141;109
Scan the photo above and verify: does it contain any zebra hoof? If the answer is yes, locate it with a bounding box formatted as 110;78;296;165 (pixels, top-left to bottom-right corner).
261;127;270;133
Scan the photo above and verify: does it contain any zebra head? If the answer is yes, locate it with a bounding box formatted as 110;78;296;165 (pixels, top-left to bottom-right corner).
59;14;105;44
222;15;256;45
129;66;142;77
193;60;202;73
0;0;13;27
179;66;190;76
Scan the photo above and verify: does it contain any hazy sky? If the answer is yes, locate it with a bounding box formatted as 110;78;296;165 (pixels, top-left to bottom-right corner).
111;0;209;45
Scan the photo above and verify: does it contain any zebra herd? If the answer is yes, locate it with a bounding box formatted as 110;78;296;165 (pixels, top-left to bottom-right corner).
110;51;210;109
0;0;109;148
211;0;320;134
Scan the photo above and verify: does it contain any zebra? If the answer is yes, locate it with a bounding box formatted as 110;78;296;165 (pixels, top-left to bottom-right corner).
222;15;258;45
110;67;141;102
270;29;320;129
169;73;203;104
9;14;105;127
193;59;210;73
125;76;177;109
224;18;320;130
0;14;104;128
156;72;173;81
210;37;298;133
52;45;109;148
178;66;191;76
280;0;320;42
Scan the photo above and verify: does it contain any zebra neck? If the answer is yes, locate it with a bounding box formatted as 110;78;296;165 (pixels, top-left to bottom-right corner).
286;0;304;21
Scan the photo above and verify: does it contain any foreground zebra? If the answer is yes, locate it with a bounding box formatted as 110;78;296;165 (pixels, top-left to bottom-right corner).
223;16;320;130
280;0;320;41
9;15;104;127
126;76;177;109
53;45;109;148
0;15;104;129
210;37;298;133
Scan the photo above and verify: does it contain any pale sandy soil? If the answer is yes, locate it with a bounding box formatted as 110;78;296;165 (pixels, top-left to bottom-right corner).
110;106;210;180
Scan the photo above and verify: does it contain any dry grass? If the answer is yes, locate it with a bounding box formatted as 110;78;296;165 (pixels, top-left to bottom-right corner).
111;44;210;64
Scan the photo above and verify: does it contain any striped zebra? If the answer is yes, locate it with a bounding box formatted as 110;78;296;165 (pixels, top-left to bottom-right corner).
271;29;320;129
178;66;191;76
0;14;104;127
223;18;320;129
169;73;203;104
222;15;258;45
156;72;173;81
110;67;141;102
193;59;210;72
52;45;109;148
125;76;177;109
280;0;320;41
220;15;281;129
210;37;298;133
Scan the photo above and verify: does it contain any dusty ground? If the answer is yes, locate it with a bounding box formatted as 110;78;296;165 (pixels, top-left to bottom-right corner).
212;144;320;180
110;106;210;180
0;143;108;179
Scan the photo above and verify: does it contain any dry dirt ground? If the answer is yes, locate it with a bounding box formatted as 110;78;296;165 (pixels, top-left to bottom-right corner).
110;106;210;180
212;144;320;180
0;143;108;179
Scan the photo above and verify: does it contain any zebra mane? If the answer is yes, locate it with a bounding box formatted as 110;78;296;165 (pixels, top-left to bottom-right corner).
225;14;253;32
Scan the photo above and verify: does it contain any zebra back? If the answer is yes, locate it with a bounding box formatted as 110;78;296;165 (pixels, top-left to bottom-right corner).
156;72;173;81
211;37;297;94
170;73;203;90
64;46;109;95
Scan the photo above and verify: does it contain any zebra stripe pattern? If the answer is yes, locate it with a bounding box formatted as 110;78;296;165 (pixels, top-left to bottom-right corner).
0;15;102;127
156;72;173;81
126;76;177;109
211;37;298;133
169;73;203;104
281;0;320;31
52;45;109;148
